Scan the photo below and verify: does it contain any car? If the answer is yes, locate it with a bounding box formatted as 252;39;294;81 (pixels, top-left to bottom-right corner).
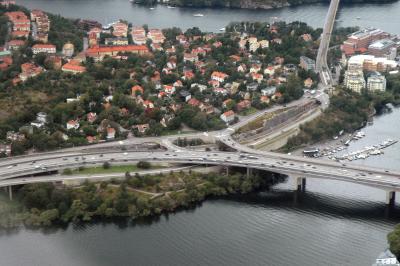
7;166;12;169
385;170;390;173
123;152;128;156
63;158;68;161
99;154;104;157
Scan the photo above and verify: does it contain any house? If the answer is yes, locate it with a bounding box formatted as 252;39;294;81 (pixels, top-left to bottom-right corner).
19;63;43;81
179;90;191;102
188;98;201;107
86;135;97;144
62;61;86;74
105;37;129;46
0;144;11;156
226;82;240;95
301;33;313;42
143;100;154;109
6;131;25;142
260;95;270;104
272;92;283;101
213;87;227;96
220;110;235;123
373;249;400;266
191;83;208;92
183;53;198;63
236;100;251;112
200;103;214;114
211;71;228;83
31;112;48;128
251;73;264;83
304;78;313;88
264;66;276;76
246;82;258;92
163;85;175;95
261;86;277;96
237;64;247;73
250;63;262;73
131;85;144;97
106;127;116;140
7;39;25;50
87;112;97;123
222;99;233;109
134;124;150;134
32;44;56;55
66;120;80;130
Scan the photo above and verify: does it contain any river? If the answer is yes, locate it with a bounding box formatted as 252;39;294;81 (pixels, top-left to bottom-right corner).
0;108;400;265
17;0;400;34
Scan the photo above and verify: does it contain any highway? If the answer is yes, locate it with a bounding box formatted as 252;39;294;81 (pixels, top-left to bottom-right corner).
316;0;340;86
0;148;400;192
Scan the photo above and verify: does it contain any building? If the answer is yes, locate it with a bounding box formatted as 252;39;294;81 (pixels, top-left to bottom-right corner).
348;55;398;72
62;61;86;74
5;11;30;33
147;29;165;44
220;110;235;123
368;39;397;57
211;71;228;83
367;72;386;92
112;22;128;37
66;120;80;130
373;249;400;266
62;42;74;57
344;70;365;93
32;44;56;55
341;28;389;55
86;45;150;61
7;39;25;50
19;62;43;81
105;37;129;46
299;56;316;72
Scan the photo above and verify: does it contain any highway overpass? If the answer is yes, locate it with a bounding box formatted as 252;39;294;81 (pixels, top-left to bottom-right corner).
0;149;399;204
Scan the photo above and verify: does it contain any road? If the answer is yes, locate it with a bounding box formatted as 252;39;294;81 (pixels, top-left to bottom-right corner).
0;148;399;192
316;0;340;86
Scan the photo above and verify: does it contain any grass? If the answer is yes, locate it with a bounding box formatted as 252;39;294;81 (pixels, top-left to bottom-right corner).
239;107;258;116
69;164;141;175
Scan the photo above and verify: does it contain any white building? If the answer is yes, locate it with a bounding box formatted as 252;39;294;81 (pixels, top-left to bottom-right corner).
367;72;386;92
344;70;365;93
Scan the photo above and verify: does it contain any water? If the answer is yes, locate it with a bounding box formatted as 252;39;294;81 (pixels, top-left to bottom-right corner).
17;0;400;34
1;108;400;265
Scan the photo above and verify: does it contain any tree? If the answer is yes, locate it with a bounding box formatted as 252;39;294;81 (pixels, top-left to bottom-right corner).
103;162;111;169
389;224;400;258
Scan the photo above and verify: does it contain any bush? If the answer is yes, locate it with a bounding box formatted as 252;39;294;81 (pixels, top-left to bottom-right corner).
63;168;72;175
103;162;111;169
137;161;151;169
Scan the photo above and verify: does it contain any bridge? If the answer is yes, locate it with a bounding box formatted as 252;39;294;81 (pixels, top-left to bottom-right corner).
0;143;399;205
316;0;340;86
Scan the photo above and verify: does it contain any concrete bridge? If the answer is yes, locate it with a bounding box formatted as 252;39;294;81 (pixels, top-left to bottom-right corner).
316;0;340;86
0;148;399;205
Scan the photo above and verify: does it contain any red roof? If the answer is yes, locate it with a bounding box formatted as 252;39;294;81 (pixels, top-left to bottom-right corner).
32;44;56;49
86;45;149;54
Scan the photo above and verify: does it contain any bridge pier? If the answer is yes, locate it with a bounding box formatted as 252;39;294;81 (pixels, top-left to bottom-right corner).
246;167;252;178
293;176;306;192
386;191;396;206
8;186;12;201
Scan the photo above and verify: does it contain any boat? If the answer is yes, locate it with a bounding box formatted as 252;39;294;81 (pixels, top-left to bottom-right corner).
166;5;176;8
193;13;204;17
149;7;155;10
219;27;226;32
356;16;361;20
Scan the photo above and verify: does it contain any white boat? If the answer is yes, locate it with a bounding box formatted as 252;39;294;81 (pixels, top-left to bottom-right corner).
149;7;155;10
356;16;361;20
167;6;175;8
193;13;204;17
219;27;226;31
